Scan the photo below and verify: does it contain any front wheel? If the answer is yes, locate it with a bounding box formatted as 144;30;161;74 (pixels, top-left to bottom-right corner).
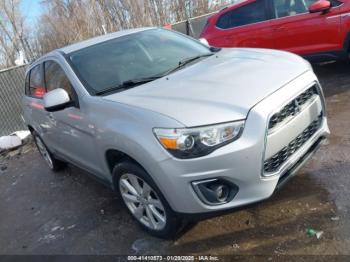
32;132;66;172
113;160;183;239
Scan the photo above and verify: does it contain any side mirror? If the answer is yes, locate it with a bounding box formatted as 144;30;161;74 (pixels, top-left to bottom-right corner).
199;38;210;46
44;88;71;112
309;0;331;13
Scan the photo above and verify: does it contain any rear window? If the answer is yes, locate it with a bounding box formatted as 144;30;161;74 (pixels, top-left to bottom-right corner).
216;0;267;29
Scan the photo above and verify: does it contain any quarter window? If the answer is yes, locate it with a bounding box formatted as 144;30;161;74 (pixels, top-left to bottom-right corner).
216;1;267;29
29;64;46;98
44;61;73;98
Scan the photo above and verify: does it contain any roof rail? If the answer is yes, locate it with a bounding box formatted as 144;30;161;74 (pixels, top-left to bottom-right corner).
219;6;229;12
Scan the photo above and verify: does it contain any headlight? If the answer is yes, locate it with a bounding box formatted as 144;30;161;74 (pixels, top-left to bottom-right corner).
153;121;245;159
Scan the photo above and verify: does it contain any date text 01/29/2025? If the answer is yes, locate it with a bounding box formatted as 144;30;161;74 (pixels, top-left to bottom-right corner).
127;255;219;261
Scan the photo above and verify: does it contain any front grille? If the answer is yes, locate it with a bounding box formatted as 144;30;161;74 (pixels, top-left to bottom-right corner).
264;114;322;174
269;86;318;130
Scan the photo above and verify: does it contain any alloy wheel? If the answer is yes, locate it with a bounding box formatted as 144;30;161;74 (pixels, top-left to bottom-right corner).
119;173;166;230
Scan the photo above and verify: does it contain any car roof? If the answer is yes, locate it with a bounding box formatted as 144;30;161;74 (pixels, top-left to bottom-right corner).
59;27;155;54
218;0;251;12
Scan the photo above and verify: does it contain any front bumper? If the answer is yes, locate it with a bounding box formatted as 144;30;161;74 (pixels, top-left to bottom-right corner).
148;71;330;214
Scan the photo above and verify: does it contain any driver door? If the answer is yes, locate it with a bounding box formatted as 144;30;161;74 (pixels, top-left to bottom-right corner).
270;0;342;55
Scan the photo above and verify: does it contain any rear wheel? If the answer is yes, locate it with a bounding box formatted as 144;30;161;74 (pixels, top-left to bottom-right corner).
113;160;183;239
32;132;66;171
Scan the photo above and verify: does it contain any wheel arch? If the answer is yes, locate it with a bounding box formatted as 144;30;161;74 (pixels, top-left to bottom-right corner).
104;147;170;198
105;149;146;181
343;31;350;54
27;125;35;133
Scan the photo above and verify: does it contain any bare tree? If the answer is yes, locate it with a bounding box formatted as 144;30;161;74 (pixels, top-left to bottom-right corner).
0;0;236;67
0;0;34;68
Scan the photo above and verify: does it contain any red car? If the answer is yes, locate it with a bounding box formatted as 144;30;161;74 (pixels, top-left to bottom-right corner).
200;0;350;62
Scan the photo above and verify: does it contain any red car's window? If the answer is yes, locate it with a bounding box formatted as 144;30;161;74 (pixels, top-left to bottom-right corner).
216;0;268;29
274;0;311;18
273;0;341;18
330;0;343;7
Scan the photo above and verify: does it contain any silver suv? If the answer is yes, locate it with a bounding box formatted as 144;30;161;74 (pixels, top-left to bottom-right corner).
22;28;330;238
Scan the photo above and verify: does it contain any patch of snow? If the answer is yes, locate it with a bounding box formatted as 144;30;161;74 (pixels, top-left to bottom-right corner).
0;135;21;150
10;131;31;141
51;226;61;232
67;224;76;230
132;238;151;254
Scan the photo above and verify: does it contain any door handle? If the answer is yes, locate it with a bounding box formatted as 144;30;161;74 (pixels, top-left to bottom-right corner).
47;113;54;120
275;26;286;31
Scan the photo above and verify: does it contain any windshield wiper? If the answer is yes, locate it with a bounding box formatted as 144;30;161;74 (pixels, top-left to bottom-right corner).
95;76;162;96
95;54;214;96
122;76;162;86
163;53;214;76
179;53;214;67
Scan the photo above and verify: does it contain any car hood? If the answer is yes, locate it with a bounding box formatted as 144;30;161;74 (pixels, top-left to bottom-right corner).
103;48;311;127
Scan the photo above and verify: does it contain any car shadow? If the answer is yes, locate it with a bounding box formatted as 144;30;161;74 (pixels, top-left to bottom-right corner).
313;61;350;98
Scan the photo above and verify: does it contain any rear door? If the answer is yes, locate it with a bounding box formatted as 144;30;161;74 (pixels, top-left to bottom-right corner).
23;64;57;150
43;60;102;176
270;0;343;55
211;0;275;48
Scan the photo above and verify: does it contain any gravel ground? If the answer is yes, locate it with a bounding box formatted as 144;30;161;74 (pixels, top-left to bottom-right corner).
0;61;350;257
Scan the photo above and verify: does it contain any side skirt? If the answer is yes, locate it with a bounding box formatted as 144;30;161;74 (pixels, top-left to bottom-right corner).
303;50;347;63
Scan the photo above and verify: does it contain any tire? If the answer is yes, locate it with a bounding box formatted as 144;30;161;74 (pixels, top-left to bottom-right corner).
113;160;183;239
32;132;66;172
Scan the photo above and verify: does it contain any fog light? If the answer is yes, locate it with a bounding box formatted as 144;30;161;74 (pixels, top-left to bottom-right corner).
192;178;239;206
211;184;230;202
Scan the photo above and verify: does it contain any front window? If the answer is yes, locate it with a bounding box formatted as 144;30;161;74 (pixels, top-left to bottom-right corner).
273;0;342;18
273;0;310;17
44;61;74;98
68;29;212;95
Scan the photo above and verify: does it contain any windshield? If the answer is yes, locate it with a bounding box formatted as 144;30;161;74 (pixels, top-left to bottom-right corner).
68;29;212;95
